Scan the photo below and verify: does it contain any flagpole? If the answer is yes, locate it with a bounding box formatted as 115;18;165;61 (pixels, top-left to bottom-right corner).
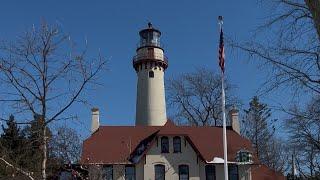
222;70;229;180
218;16;229;180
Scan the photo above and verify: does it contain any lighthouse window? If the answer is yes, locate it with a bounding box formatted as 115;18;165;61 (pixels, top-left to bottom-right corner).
149;71;154;78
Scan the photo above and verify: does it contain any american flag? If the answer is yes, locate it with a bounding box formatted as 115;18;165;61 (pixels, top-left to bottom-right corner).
219;27;225;73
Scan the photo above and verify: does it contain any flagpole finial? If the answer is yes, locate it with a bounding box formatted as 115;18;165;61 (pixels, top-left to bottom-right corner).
218;16;223;25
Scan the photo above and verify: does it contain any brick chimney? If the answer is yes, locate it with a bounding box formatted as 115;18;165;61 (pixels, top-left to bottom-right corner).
91;108;99;134
229;107;240;135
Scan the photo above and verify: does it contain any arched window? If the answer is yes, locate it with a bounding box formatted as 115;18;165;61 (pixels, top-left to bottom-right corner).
161;136;169;153
173;136;181;153
155;164;165;180
205;165;216;180
179;165;189;180
149;71;154;78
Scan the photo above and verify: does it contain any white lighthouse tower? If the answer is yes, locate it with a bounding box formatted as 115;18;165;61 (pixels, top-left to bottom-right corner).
133;23;168;126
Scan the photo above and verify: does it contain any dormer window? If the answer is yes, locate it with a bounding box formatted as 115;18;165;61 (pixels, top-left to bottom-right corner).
173;136;181;153
236;150;253;163
161;136;169;153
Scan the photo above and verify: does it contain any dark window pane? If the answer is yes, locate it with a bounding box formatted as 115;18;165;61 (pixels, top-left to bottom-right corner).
125;166;135;180
161;137;169;153
236;150;253;163
173;136;181;153
103;165;113;180
155;164;165;180
179;165;189;180
149;71;154;78
205;165;215;180
228;165;238;180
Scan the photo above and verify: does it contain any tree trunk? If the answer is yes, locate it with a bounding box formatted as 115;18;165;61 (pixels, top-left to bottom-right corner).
305;0;320;40
41;127;47;180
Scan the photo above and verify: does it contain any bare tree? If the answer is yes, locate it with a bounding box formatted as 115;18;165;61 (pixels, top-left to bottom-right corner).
0;22;106;179
286;97;320;151
290;138;320;178
166;68;240;126
230;0;320;97
264;138;289;173
305;0;320;40
49;126;81;164
284;97;320;177
229;0;320;177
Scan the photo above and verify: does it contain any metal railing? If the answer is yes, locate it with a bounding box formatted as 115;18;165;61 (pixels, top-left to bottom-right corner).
132;52;168;64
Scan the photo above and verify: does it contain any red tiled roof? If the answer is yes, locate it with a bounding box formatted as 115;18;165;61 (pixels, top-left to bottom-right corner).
81;126;158;164
81;120;256;164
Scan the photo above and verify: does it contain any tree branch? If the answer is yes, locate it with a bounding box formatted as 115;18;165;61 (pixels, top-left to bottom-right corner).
0;157;35;180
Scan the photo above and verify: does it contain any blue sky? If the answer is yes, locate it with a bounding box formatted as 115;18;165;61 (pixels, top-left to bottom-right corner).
0;0;287;138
